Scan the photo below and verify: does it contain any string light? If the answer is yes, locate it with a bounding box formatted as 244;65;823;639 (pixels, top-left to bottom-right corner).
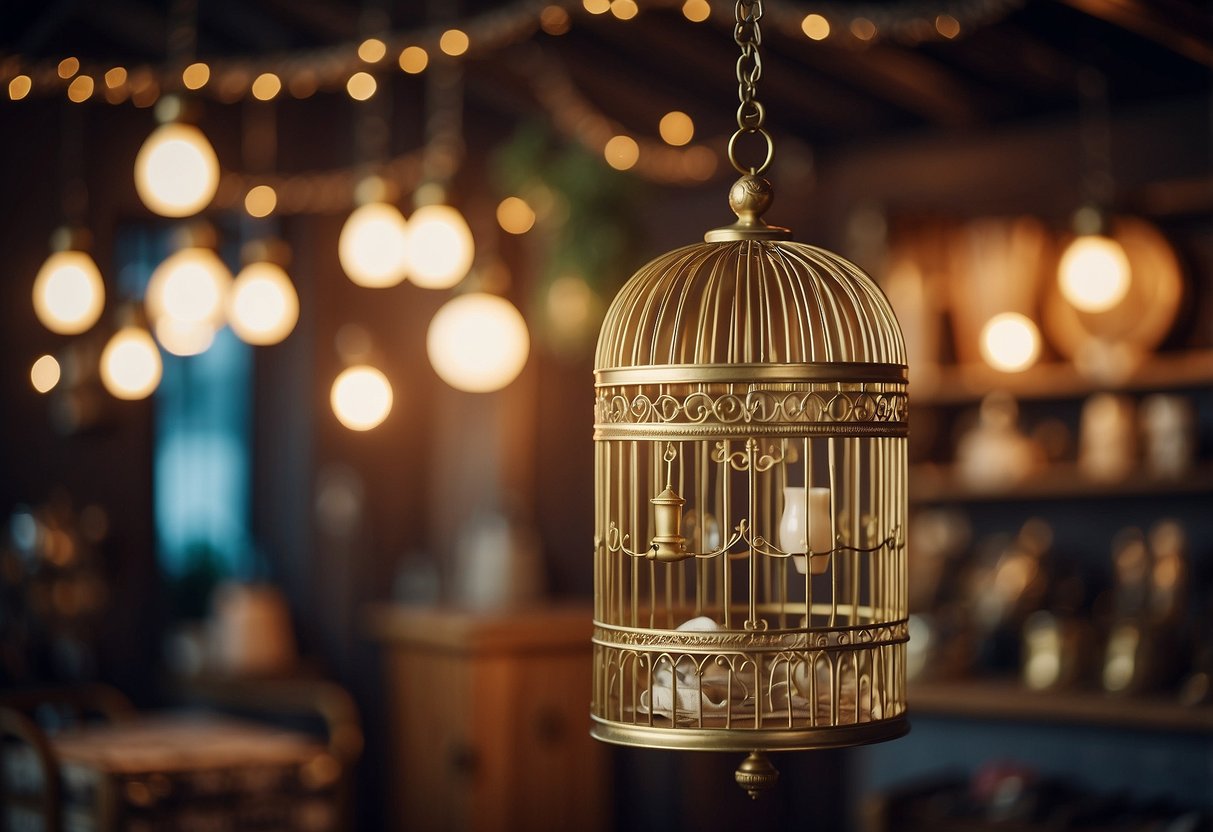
496;196;536;235
539;6;571;35
331;365;393;430
244;185;278;217
802;13;831;40
251;72;282;101
67;75;94;102
682;0;711;23
403;204;475;290
182;62;210;90
427;293;530;393
7;0;1015;106
346;71;377;100
229;261;299;345
399;46;429;74
603;135;639;171
134;121;220;217
100;326;162;400
30;355;61;394
440;29;470;57
851;17;877;40
658;111;695;146
979;312;1041;373
8;75;32;100
935;14;961;38
358;38;387;63
32;249;106;335
610;0;639;20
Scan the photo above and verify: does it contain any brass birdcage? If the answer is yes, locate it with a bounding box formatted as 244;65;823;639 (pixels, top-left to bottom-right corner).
590;1;909;797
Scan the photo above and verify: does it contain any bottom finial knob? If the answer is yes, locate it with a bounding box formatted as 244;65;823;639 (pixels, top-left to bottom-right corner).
734;751;779;799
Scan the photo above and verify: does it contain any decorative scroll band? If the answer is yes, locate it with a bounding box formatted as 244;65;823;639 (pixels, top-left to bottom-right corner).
594;388;908;432
594;620;909;652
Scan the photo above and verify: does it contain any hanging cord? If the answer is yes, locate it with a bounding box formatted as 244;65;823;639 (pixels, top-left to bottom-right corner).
728;0;773;176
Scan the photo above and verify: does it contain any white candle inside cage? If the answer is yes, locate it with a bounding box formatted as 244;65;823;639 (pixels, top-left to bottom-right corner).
780;486;833;574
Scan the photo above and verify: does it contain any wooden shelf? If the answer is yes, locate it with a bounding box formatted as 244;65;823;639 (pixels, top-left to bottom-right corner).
910;678;1213;734
909;463;1213;503
913;350;1213;406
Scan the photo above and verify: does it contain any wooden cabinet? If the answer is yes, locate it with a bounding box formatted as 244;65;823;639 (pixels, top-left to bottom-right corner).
367;605;609;832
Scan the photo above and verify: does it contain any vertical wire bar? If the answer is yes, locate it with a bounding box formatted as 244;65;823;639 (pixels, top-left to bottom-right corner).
747;440;758;628
616;440;625;626
803;436;812;624
722;440;732;629
630;441;639;628
696;438;707;617
851;436;861;626
828;435;838;627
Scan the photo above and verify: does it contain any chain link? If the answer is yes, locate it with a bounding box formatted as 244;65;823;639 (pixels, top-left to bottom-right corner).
733;0;764;131
728;0;772;174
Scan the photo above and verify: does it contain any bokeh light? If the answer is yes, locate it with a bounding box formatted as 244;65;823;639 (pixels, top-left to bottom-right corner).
1058;234;1131;313
404;204;475;290
339;202;410;288
32;250;106;335
30;355;61;394
979;312;1042;373
331;365;393;431
228;261;299;346
427;293;530;393
134;122;220;217
100;326;162;400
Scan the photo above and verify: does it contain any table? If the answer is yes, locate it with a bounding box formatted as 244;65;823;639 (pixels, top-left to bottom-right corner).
2;712;343;832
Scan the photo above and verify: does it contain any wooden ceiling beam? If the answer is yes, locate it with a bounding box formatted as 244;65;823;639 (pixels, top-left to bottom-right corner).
1058;0;1213;67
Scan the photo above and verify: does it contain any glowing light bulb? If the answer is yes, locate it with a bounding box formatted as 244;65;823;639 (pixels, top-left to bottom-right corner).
339;202;410;288
802;13;830;40
31;354;61;393
604;135;639;171
440;29;469;56
1058;234;1131;313
399;46;428;74
154;317;216;356
346;71;377;100
100;326;162;400
228;261;299;345
427;293;530;393
979;312;1041;373
682;0;710;22
404;204;475;290
659;111;695;146
244;184;277;217
496;197;536;235
32;250;106;334
331;365;393;431
134;122;220;217
145;248;232;328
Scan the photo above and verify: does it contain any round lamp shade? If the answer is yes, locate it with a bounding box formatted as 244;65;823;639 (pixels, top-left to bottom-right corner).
32;250;106;335
331;365;393;430
100;326;162;400
145;247;232;328
229;261;299;345
134;123;220;217
339;202;410;288
427;293;530;392
404;204;475;290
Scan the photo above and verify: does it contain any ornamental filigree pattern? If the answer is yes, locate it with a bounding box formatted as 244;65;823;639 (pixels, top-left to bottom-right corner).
594;387;907;431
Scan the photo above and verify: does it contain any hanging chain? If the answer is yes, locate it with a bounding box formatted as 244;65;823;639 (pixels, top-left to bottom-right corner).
728;0;774;175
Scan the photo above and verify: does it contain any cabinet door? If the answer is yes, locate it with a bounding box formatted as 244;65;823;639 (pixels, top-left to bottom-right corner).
469;649;609;832
386;647;477;832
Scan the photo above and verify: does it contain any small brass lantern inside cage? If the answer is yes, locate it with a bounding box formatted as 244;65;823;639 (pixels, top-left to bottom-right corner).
590;4;909;795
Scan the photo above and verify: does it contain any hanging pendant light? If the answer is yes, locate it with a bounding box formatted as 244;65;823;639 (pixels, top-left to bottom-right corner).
144;225;232;357
32;228;106;335
339;176;410;288
591;0;909;797
427;291;529;393
134;96;219;218
229;241;299;346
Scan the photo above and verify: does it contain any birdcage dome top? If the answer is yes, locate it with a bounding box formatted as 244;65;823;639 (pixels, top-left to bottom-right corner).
595;179;906;381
